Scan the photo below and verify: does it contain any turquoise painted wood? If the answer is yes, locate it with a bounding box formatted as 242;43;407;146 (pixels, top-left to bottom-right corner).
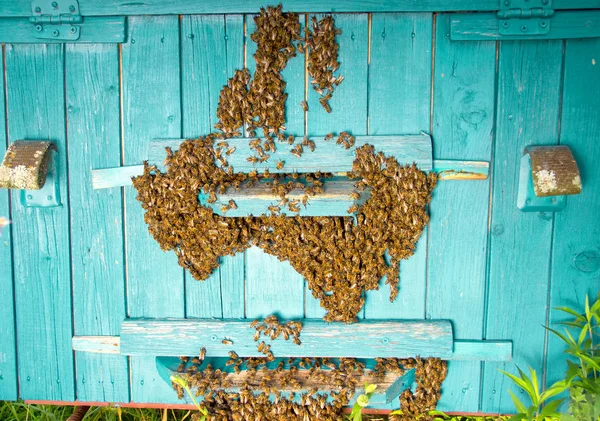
245;13;305;321
1;0;595;16
305;13;369;318
120;319;454;359
427;14;496;412
546;39;600;387
5;44;75;401
180;14;245;319
66;43;129;402
364;12;432;320
0;17;126;43
122;16;184;404
0;44;17;402
451;11;600;41
482;41;563;414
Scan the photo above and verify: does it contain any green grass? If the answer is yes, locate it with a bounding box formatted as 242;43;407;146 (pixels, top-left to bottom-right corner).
0;401;508;421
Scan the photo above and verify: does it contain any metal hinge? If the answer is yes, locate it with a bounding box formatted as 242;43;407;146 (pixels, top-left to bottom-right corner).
497;0;554;36
29;0;82;41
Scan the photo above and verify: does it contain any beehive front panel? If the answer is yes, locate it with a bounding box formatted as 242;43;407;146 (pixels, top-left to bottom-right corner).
181;14;245;319
546;38;600;390
427;13;496;412
364;12;433;320
5;44;75;401
483;40;564;413
66;43;129;403
122;15;184;404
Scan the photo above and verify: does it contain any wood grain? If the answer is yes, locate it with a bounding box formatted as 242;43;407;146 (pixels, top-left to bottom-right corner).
121;319;453;358
481;40;563;414
427;13;496;412
180;14;245;319
364;12;433;320
66;43;129;403
5;44;74;401
122;16;184;404
546;39;600;388
0;44;17;402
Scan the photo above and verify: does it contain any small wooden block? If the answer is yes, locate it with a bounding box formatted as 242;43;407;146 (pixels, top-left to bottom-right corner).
203;177;370;217
527;145;581;197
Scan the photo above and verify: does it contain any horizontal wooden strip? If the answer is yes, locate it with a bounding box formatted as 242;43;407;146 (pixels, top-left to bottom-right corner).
203;178;371;217
120;319;454;359
0;0;594;17
148;134;434;173
0;17;126;43
75;334;513;362
72;336;121;354
433;159;489;180
452;340;512;362
451;11;600;41
91;159;488;189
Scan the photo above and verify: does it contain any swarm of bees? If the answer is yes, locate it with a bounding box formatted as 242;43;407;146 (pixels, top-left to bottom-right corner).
174;347;447;421
132;5;437;322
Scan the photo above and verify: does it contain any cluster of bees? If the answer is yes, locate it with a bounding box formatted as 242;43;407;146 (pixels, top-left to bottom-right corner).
252;315;303;346
174;343;447;420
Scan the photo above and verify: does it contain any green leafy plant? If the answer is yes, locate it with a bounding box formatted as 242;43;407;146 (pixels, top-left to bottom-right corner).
170;374;208;421
501;293;600;421
347;384;378;421
389;408;450;420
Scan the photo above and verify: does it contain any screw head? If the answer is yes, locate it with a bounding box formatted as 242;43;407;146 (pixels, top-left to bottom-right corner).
502;21;509;28
51;1;58;8
542;0;549;4
521;25;528;32
52;29;59;36
540;20;547;28
69;26;76;34
69;5;76;12
35;6;41;12
35;24;43;32
27;194;33;200
47;195;53;201
504;0;511;5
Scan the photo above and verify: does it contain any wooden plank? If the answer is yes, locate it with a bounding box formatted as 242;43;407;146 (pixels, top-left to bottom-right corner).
481;40;563;414
180;14;245;319
66;43;129;403
122;16;184;404
426;14;496;413
1;0;596;16
304;13;369;318
201;178;370;217
244;13;306;321
451;11;600;41
364;12;432;320
91;164;143;189
0;45;17;402
73;337;121;355
75;335;513;362
453;341;512;362
120;319;454;358
0;17;126;43
5;44;74;401
546;39;600;387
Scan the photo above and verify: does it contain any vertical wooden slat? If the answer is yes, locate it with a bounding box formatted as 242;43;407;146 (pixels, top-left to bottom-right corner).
427;14;495;412
363;12;432;319
481;40;563;414
0;44;17;401
181;15;245;319
122;16;183;403
546;39;600;386
304;13;369;318
66;43;129;402
244;13;306;319
5;44;75;401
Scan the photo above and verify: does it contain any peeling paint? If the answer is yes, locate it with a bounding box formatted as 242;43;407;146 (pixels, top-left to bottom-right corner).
534;169;557;194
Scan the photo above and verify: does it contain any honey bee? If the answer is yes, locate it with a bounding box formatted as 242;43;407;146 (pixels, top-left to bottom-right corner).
226;146;236;155
276;160;285;170
246;156;259;164
349;191;360;200
228;199;237;209
291;144;303;158
324;133;334;141
222;339;233;345
199;347;206;361
300;100;308;111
